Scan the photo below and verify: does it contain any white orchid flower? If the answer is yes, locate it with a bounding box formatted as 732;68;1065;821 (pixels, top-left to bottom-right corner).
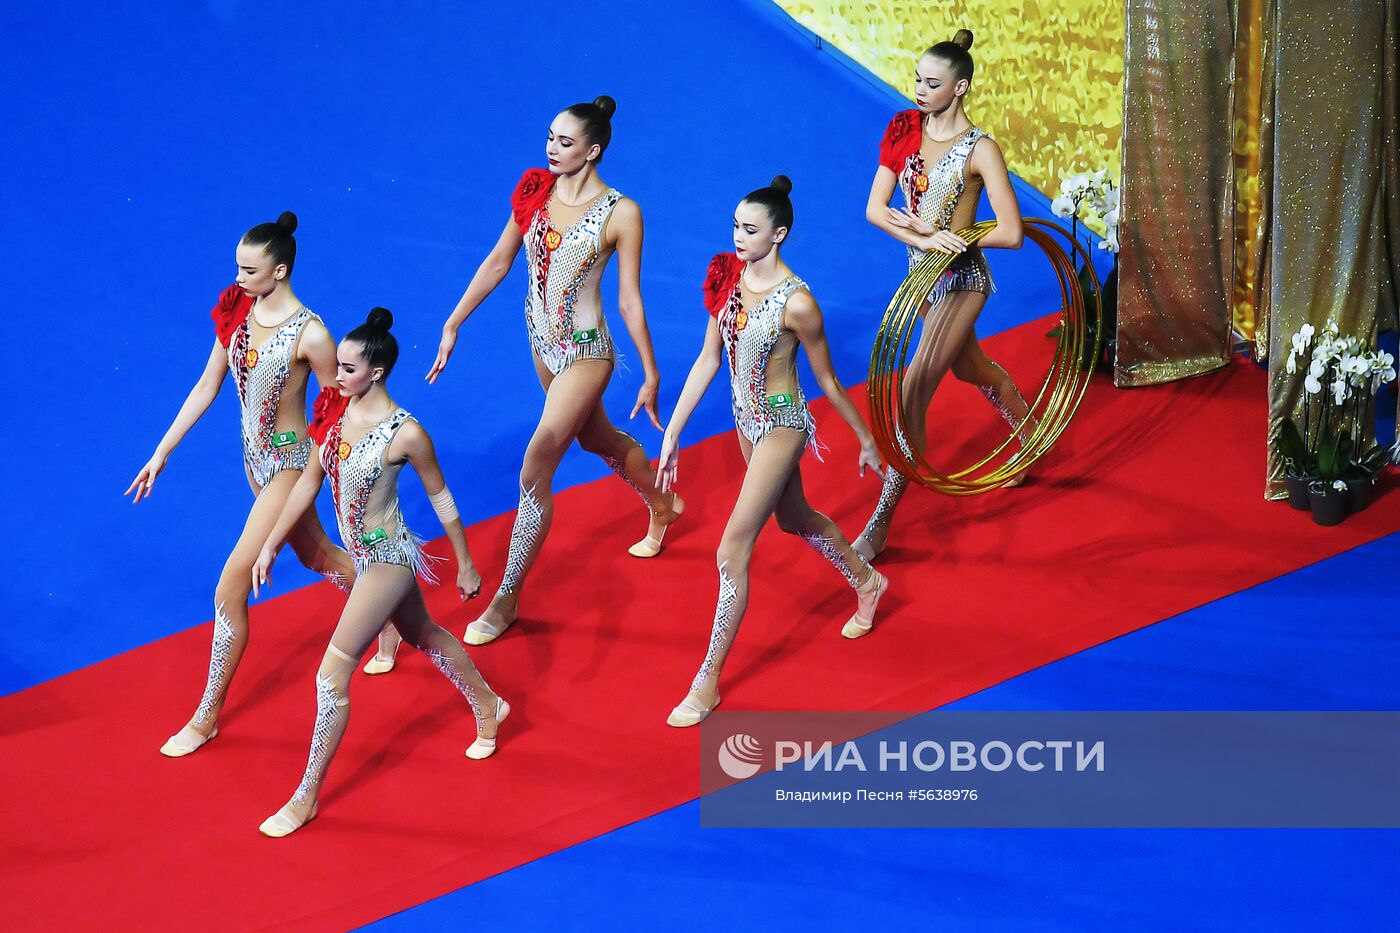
1104;207;1120;228
1331;377;1348;404
1060;173;1090;196
1285;353;1298;374
1290;333;1307;357
1299;323;1315;341
1101;188;1120;212
1304;373;1323;394
1051;195;1075;218
1376;350;1395;371
1102;228;1120;253
1332;479;1347;492
1308;358;1326;379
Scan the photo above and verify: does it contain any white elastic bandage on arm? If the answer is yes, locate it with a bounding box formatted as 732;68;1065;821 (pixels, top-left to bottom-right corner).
429;486;459;523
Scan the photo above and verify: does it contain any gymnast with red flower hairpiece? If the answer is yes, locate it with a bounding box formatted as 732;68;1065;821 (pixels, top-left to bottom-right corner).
853;29;1036;562
124;212;405;762
655;176;889;728
428;95;680;647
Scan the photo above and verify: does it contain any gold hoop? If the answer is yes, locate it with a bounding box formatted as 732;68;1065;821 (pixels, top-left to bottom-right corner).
867;218;1102;495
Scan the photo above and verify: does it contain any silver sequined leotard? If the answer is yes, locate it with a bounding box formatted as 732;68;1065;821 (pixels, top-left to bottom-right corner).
897;126;993;306
320;408;440;584
716;274;818;450
521;188;625;375
227;306;317;487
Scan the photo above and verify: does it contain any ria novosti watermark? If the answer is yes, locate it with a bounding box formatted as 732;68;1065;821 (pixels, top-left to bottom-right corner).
699;711;1400;828
719;732;1103;781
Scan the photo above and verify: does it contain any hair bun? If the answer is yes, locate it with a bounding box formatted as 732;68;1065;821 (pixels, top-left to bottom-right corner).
275;211;298;233
769;174;793;195
592;95;616;118
952;29;974;50
366;306;394;333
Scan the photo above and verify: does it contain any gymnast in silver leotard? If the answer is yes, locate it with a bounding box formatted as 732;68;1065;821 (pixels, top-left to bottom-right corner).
657;177;891;729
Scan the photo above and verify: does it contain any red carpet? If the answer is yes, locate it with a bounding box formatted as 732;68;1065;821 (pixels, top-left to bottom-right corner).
4;317;1397;930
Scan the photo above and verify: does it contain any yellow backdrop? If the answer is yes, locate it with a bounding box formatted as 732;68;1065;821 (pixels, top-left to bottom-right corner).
775;0;1124;207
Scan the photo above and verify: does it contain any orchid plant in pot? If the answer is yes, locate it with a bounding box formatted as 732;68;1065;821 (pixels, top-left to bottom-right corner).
1273;321;1396;524
1048;169;1119;370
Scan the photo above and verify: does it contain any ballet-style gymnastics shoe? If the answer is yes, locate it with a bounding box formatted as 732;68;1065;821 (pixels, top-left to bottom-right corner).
628;494;685;559
666;694;720;728
259;802;318;838
842;571;889;639
362;641;400;675
463;614;514;646
159;725;218;758
466;697;511;760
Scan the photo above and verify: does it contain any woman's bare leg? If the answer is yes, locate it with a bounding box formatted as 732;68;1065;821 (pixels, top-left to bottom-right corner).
773;467;888;638
260;564;503;836
285;514;403;673
576;402;683;557
161;469;304;756
854;290;989;561
465;359;614;644
667;428;806;726
949;331;1038;487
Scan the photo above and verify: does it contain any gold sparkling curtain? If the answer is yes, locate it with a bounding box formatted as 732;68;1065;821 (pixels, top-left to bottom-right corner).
1231;0;1273;349
1385;0;1400;432
1264;0;1395;497
1114;0;1235;387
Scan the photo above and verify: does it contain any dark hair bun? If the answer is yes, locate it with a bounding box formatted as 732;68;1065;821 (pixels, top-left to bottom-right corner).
953;29;974;50
275;210;298;233
593;95;616;118
366;306;394;333
770;174;793;195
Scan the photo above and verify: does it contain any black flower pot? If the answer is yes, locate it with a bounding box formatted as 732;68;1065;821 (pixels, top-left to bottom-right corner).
1284;473;1313;510
1345;476;1373;513
1308;484;1348;526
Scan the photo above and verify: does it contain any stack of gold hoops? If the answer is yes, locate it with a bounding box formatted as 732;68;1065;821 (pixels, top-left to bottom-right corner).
867;218;1102;495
